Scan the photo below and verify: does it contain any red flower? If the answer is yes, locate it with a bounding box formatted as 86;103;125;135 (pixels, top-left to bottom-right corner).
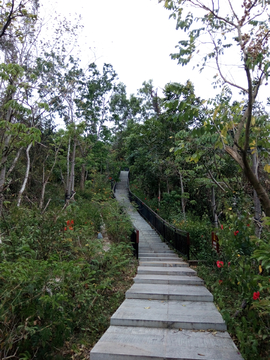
228;262;231;266
219;280;223;284
216;260;224;268
234;230;239;236
64;227;67;231
109;177;112;180
70;219;74;225
221;225;224;230
253;291;260;300
157;209;159;211
247;224;250;227
69;226;73;230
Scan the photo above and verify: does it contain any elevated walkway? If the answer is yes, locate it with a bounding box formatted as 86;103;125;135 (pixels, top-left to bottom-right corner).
90;171;243;360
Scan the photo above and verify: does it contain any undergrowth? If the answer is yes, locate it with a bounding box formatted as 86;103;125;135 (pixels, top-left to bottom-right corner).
0;175;137;360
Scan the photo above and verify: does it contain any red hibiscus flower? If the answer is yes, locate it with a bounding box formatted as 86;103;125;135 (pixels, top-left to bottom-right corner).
253;291;260;300
219;280;223;284
216;260;224;268
234;230;239;236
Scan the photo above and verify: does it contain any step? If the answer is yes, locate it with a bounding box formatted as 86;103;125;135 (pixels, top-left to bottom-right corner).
139;249;174;254
139;257;183;262
139;253;177;257
90;326;243;360
126;283;213;302
110;299;227;331
139;260;188;267
134;274;204;285
137;266;197;276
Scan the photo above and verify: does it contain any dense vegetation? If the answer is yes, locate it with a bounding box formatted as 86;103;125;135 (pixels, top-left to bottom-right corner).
0;1;270;359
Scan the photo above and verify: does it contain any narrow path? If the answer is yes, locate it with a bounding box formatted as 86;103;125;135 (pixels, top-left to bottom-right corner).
90;171;243;360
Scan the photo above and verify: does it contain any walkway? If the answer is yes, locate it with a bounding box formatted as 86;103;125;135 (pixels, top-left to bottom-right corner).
90;171;243;360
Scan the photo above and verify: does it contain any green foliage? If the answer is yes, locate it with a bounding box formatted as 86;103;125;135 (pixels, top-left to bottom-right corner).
197;258;270;360
172;214;214;261
0;194;136;359
216;213;255;260
101;199;134;243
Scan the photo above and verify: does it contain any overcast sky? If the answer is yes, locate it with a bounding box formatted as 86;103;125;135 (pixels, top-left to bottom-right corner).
40;0;270;107
41;0;220;99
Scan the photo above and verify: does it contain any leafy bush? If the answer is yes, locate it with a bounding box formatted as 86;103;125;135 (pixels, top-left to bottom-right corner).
0;191;136;359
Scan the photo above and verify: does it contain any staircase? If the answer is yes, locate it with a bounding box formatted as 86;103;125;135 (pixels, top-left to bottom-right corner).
90;171;243;360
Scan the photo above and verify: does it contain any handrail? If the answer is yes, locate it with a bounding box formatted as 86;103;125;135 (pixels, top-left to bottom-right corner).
128;188;190;260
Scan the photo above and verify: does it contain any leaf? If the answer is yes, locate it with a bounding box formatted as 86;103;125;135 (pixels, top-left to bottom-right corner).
264;164;270;173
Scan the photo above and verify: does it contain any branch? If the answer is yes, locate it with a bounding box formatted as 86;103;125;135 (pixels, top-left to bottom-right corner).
225;145;244;169
6;147;22;177
189;0;237;28
210;32;248;93
208;170;227;193
227;0;239;22
0;0;15;38
234;71;264;147
42;198;51;214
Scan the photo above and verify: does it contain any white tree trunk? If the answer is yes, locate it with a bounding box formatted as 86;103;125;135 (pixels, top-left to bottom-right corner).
17;143;32;207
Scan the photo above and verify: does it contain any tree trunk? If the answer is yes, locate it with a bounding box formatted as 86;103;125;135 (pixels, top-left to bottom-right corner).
252;152;262;237
158;181;161;207
66;137;71;199
80;163;86;191
17;143;32;207
39;146;60;210
0;165;7;217
179;170;186;219
39;164;46;210
67;139;77;199
242;152;270;217
211;186;218;228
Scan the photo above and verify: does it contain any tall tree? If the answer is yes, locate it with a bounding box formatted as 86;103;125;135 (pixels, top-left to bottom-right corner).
160;0;270;216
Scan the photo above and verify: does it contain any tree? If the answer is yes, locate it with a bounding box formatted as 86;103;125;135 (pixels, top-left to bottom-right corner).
0;0;38;39
160;0;270;216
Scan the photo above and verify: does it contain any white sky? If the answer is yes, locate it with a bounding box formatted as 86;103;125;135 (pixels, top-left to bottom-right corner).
39;0;270;106
40;0;219;99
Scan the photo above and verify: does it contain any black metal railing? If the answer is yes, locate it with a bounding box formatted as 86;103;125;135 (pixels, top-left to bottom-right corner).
129;189;190;260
